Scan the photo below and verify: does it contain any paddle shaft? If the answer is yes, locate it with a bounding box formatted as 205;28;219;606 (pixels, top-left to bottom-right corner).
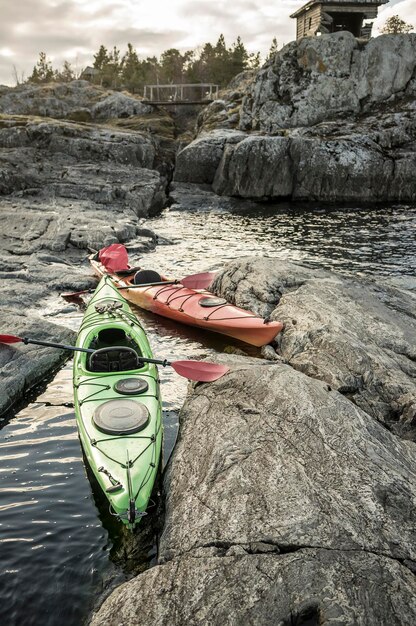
22;338;91;353
119;280;178;289
64;280;184;298
1;335;228;381
65;278;180;298
20;338;172;365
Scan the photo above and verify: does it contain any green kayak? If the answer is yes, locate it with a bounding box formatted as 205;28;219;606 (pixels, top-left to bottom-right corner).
73;276;162;529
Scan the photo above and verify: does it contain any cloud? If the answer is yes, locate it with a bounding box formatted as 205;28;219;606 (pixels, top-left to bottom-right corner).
1;0;299;84
374;0;416;32
1;0;412;86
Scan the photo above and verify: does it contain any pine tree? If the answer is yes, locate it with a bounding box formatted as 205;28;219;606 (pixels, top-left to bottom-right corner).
381;15;413;34
122;43;142;91
56;60;75;82
229;36;250;79
93;45;110;71
267;37;279;60
28;52;55;83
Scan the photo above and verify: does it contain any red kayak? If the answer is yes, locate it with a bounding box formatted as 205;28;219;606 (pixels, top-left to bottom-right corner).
89;246;283;347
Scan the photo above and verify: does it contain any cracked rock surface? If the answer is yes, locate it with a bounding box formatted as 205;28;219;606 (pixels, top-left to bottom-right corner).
91;352;416;625
175;32;416;202
0;92;168;416
212;258;416;441
91;551;416;626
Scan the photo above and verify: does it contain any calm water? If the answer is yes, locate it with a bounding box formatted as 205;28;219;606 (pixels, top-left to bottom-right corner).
1;200;415;625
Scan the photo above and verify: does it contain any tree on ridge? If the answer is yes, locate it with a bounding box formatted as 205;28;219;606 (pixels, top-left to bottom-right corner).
381;15;413;34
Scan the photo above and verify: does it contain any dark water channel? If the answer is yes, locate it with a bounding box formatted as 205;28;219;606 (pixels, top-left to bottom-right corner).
1;201;415;625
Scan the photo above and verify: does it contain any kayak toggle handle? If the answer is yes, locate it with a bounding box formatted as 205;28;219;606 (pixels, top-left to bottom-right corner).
98;466;123;492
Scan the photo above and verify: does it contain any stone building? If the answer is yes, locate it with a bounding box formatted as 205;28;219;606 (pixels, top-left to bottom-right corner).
290;0;389;40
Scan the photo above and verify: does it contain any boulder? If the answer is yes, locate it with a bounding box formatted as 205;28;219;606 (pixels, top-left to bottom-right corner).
0;81;151;121
176;33;416;202
212;258;416;440
173;129;246;184
241;32;416;132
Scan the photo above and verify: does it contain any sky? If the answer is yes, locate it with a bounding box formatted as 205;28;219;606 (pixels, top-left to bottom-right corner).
0;0;415;86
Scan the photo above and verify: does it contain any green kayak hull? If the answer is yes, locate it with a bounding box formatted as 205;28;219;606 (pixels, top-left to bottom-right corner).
73;276;162;528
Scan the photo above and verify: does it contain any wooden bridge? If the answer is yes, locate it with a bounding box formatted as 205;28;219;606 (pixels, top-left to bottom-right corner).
142;83;219;106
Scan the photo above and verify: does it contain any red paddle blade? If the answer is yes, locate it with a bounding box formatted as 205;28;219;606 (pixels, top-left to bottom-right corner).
0;334;23;344
181;272;216;290
171;360;229;382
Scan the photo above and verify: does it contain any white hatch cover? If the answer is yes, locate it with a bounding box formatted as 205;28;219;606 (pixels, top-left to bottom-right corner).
93;400;149;435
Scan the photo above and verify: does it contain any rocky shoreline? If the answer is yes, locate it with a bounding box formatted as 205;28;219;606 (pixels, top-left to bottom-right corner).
0;82;172;417
0;31;415;625
175;32;416;202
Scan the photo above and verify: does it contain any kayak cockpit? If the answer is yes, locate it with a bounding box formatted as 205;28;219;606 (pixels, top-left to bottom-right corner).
86;327;145;373
88;347;142;373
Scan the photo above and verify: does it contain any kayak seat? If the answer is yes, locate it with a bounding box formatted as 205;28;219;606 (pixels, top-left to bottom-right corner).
133;269;162;285
89;347;141;373
115;266;142;277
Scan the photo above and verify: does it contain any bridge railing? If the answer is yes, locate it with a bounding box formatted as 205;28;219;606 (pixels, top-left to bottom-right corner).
143;83;219;103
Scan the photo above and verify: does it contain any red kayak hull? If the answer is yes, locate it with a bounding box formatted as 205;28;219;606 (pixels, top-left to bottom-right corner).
90;258;283;347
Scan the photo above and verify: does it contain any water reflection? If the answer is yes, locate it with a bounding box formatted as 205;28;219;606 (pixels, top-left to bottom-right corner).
141;203;416;278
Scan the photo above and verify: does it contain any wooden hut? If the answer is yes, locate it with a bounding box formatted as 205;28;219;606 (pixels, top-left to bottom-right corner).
290;0;389;40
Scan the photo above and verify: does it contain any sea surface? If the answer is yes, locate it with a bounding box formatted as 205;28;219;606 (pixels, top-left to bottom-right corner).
1;201;415;625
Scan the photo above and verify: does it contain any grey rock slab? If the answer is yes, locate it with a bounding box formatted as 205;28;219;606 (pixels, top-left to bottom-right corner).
212;258;416;440
159;359;416;561
241;32;416;131
0;316;75;417
174;129;246;184
90;549;416;626
0;115;156;168
0;81;151;121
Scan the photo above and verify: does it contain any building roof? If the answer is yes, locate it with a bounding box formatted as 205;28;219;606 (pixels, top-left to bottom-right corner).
81;66;100;76
290;0;389;19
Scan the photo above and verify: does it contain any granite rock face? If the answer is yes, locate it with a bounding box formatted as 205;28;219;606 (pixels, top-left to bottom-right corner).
0;108;165;416
212;258;416;441
0;81;151;120
91;352;416;625
240;32;416;132
175;33;416;202
91;551;416;626
0;114;165;282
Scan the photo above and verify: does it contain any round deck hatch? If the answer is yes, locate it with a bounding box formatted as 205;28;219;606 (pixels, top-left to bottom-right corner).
114;378;149;395
199;297;227;308
93;400;149;435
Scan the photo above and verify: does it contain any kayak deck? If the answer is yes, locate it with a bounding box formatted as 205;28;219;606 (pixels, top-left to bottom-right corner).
90;258;283;347
73;277;162;529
